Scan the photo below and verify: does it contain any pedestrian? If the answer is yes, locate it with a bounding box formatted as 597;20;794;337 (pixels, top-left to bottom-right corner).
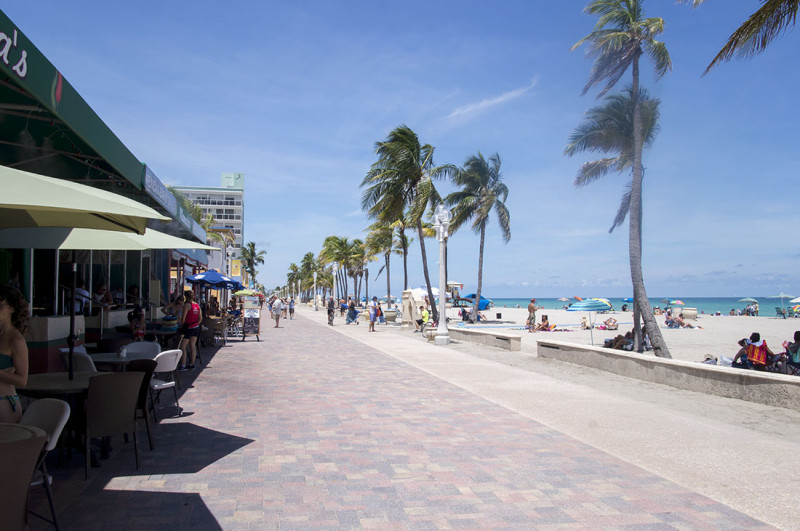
272;297;283;327
289;296;295;319
369;296;378;332
527;298;537;333
178;290;202;370
327;296;335;326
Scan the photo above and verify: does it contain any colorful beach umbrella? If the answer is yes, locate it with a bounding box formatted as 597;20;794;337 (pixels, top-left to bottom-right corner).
670;300;685;306
567;298;612;345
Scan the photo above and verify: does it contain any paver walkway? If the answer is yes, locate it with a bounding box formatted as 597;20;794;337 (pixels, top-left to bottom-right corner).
33;312;769;529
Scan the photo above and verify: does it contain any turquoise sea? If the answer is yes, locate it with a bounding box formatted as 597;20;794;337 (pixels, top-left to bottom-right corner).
491;297;778;316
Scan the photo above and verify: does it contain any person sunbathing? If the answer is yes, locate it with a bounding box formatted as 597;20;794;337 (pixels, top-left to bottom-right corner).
732;332;775;371
783;331;800;374
534;317;551;331
602;317;618;330
604;330;634;351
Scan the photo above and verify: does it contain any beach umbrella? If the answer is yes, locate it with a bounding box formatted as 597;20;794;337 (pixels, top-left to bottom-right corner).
186;269;244;291
557;297;570;302
738;297;759;304
670;300;685;306
233;289;255;297
567;298;612;345
622;298;633;303
790;297;800;304
0;165;168;233
769;292;795;312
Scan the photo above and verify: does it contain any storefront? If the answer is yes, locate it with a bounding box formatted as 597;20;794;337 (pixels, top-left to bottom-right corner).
0;9;210;370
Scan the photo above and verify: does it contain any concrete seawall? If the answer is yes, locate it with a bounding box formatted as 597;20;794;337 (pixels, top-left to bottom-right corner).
537;339;800;412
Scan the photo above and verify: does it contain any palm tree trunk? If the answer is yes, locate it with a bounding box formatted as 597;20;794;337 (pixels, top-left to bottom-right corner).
364;269;369;305
385;252;392;308
400;228;409;290
417;221;438;323
473;223;486;320
630;55;671;358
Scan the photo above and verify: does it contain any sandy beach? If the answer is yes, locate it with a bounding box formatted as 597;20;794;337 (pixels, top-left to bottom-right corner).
439;305;800;363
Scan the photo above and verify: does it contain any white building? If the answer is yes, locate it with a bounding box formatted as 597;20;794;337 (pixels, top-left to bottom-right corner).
173;173;245;279
173;172;245;250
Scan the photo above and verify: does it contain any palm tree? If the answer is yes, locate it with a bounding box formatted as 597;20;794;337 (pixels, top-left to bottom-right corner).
445;153;511;321
286;263;299;298
565;87;661;234
684;0;799;73
361;125;454;321
366;222;395;308
573;0;672;358
238;241;266;288
320;236;352;300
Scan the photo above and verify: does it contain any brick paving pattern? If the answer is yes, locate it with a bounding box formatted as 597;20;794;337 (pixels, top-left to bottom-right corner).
31;314;769;529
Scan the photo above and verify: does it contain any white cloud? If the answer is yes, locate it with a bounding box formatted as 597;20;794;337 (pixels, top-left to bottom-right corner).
445;79;538;123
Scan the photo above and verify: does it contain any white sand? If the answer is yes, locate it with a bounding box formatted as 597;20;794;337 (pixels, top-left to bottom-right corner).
443;306;800;362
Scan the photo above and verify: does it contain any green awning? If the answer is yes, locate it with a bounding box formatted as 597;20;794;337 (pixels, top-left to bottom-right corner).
0;10;144;189
0;227;218;251
0;164;168;234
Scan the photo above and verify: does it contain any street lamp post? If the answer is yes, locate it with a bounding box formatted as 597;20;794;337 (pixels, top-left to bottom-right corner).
313;271;318;311
332;262;338;305
432;204;451;345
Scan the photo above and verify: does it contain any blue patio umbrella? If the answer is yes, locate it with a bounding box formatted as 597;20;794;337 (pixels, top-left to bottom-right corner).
622;298;633;303
567;298;612;344
186;269;244;291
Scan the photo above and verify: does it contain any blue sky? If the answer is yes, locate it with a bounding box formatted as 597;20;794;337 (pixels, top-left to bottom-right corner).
5;1;799;298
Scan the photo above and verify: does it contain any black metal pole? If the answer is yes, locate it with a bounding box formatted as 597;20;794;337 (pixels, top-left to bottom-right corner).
68;257;76;380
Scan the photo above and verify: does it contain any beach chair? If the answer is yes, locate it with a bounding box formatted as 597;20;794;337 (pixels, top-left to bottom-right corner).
776;307;787;318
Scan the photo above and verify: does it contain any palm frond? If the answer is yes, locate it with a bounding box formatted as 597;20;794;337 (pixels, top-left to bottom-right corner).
706;0;799;73
609;185;632;233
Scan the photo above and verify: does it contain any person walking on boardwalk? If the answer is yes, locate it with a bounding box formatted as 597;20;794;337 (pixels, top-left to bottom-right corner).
327;296;336;326
368;296;378;332
288;297;295;319
272;297;284;328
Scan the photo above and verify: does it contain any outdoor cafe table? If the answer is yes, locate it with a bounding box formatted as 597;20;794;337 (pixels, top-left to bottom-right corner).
91;351;159;368
19;371;99;397
0;422;46;444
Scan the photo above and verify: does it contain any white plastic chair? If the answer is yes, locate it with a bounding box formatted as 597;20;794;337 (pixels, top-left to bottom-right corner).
149;349;182;421
123;341;161;357
20;398;71;530
59;349;96;372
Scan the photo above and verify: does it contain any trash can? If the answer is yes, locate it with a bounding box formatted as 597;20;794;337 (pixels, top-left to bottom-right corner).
496;312;502;319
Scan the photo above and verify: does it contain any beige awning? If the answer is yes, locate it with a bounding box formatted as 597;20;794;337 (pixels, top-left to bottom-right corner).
0;227;218;251
0;165;168;234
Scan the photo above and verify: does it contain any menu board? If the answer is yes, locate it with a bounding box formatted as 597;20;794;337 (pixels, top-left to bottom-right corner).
242;308;261;340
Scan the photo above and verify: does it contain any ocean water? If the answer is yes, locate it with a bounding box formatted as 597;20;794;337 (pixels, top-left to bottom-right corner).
490;297;780;316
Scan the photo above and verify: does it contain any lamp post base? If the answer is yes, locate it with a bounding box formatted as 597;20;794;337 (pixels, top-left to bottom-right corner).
435;333;450;345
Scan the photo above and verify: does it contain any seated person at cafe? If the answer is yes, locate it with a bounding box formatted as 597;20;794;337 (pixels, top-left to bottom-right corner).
208;295;220;316
128;306;146;341
127;285;140;307
72;279;92;315
93;283;114;308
